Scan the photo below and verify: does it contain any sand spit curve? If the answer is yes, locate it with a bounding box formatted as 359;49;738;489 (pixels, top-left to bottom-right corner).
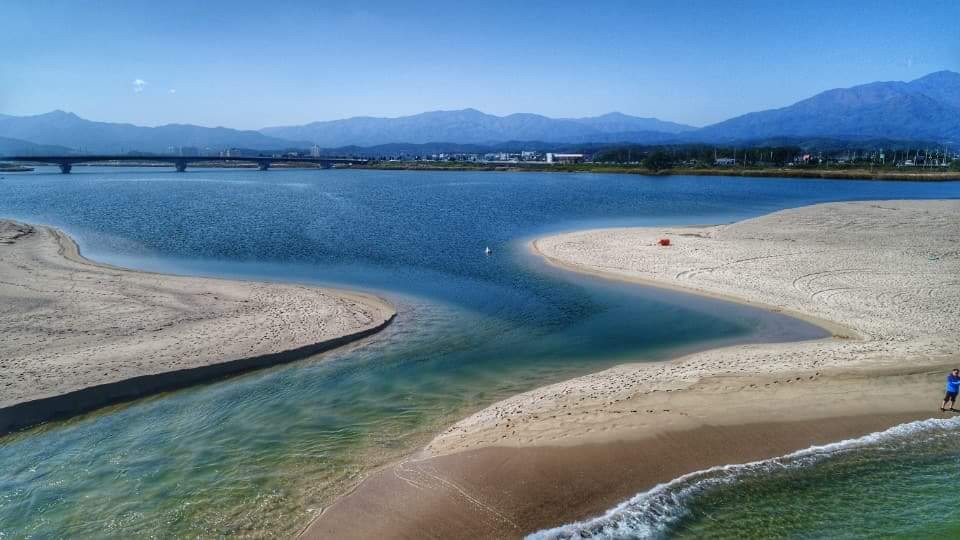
428;200;960;454
0;220;394;433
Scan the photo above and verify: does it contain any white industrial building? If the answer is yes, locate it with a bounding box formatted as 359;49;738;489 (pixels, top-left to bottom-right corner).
546;153;584;164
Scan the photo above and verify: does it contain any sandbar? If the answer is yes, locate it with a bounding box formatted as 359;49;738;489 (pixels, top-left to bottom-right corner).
0;219;394;433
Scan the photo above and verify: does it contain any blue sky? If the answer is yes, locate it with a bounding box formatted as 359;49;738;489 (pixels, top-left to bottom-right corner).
2;0;957;129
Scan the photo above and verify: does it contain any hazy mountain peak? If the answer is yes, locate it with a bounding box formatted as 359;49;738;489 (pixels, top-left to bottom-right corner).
906;70;960;109
694;69;960;142
913;70;960;84
592;112;630;119
43;109;81;119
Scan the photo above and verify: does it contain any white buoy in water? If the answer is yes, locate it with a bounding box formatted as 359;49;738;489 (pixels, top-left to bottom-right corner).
484;246;492;256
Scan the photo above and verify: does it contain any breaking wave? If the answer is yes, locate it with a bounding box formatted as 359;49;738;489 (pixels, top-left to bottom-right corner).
526;416;960;540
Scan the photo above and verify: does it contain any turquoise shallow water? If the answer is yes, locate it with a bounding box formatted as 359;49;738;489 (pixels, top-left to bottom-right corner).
0;167;958;536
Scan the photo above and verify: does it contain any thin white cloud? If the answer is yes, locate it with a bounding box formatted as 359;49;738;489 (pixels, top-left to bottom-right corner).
169;88;177;94
132;79;147;93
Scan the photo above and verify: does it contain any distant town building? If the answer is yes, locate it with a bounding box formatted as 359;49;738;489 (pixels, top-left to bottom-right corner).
714;157;736;166
310;145;322;157
546;153;584;164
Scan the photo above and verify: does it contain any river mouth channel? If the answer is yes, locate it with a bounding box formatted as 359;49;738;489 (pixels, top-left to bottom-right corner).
2;167;957;536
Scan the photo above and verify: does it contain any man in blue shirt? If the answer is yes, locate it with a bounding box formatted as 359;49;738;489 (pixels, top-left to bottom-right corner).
941;368;960;412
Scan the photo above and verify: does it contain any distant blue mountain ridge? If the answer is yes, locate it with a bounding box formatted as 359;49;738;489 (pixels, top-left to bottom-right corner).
261;109;696;147
694;70;960;142
0;70;957;154
0;135;72;156
0;111;308;154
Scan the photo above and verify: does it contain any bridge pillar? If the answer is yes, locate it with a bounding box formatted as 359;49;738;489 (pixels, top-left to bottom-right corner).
58;162;72;174
175;160;187;172
319;161;332;169
257;160;271;171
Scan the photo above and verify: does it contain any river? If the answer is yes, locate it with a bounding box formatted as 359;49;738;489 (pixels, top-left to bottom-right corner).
1;167;957;536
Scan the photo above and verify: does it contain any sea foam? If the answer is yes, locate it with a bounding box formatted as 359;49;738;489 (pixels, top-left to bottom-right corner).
526;417;960;540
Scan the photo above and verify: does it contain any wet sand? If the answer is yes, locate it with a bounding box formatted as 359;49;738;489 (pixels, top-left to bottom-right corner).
306;200;958;538
0;219;394;433
309;410;935;538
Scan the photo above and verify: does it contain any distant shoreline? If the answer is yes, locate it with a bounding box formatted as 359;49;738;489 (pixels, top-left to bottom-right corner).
25;161;330;170
0;164;34;172
10;160;959;180
354;161;960;181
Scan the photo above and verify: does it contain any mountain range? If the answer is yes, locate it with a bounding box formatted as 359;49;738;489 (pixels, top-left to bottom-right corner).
0;136;72;156
0;111;306;154
695;70;960;142
1;71;957;155
261;109;695;147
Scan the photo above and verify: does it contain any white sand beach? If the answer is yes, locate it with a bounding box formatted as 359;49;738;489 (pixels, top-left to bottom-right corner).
428;200;960;454
0;219;394;432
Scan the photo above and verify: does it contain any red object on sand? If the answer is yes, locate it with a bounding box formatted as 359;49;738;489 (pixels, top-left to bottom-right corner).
658;238;671;246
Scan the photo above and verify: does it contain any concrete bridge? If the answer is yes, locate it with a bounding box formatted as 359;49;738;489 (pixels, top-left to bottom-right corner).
0;155;368;173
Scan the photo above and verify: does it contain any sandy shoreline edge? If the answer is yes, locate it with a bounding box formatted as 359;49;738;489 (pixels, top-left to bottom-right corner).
306;199;958;538
306;411;938;539
0;315;394;435
0;220;395;434
531;236;856;339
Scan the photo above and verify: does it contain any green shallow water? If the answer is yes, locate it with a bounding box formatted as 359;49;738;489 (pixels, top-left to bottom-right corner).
1;167;958;536
673;425;960;539
530;417;960;539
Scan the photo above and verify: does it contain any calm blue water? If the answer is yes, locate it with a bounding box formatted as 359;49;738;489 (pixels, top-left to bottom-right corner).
0;166;958;536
